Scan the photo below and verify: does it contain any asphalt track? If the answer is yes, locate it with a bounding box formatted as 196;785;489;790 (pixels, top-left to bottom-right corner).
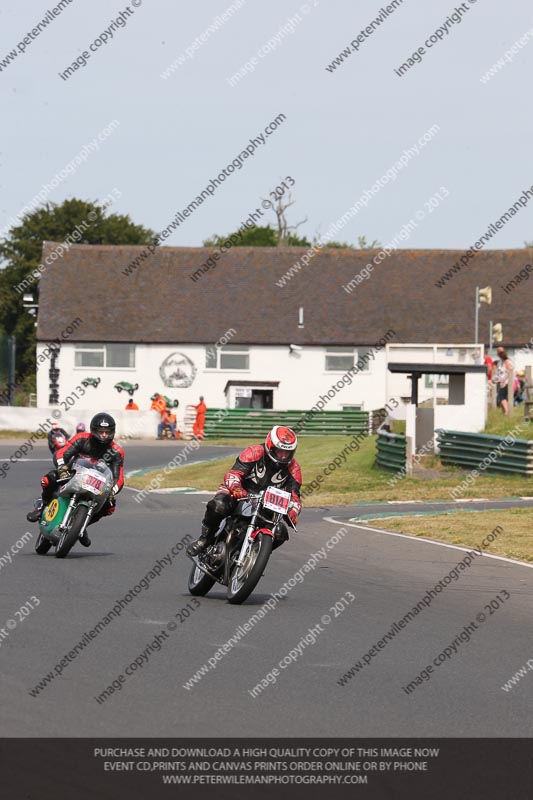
0;441;532;737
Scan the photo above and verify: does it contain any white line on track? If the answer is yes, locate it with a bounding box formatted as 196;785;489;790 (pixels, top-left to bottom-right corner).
323;516;533;570
1;458;50;462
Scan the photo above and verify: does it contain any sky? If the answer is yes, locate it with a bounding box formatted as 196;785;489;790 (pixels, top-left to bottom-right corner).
1;0;532;250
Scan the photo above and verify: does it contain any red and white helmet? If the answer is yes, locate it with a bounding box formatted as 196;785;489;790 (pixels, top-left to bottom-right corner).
265;426;298;465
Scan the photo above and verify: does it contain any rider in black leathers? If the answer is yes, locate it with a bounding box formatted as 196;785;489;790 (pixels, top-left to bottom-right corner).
26;413;124;547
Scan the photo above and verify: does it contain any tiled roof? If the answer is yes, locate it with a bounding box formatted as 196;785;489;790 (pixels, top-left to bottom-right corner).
36;243;533;346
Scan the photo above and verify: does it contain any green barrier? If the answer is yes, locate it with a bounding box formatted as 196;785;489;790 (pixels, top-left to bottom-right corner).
375;431;407;473
204;409;370;438
436;429;533;476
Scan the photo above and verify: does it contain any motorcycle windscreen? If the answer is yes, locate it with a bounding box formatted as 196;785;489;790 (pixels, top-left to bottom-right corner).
39;495;70;535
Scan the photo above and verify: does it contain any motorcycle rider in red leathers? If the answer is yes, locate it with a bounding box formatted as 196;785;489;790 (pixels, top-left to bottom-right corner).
26;413;124;548
187;426;302;557
47;421;69;454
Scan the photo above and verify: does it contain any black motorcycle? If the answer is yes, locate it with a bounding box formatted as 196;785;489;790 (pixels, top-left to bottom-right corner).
187;486;296;604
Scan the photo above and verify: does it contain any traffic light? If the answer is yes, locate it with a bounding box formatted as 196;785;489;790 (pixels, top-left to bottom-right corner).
478;286;492;305
492;323;503;343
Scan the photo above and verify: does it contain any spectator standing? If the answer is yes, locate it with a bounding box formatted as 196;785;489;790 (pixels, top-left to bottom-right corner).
484;353;494;380
514;370;525;405
125;398;139;410
191;396;207;440
494;347;513;415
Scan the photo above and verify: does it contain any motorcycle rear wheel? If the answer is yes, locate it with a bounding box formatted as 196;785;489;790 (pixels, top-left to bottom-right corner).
227;532;272;605
55;505;89;558
188;563;216;596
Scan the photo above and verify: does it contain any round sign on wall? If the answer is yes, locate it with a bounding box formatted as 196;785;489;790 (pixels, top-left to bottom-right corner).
159;353;197;388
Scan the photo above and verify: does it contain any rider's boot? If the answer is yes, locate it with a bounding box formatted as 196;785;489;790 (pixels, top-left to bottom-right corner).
26;498;44;523
187;524;214;557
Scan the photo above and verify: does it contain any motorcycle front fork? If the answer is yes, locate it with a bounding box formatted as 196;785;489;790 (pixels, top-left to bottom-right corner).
235;515;259;566
57;497;95;537
78;505;95;539
57;497;76;532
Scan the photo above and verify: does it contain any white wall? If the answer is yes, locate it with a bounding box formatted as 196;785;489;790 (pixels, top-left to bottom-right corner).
37;342;393;421
32;340;493;437
433;371;488;442
0;406;159;437
386;343;485;404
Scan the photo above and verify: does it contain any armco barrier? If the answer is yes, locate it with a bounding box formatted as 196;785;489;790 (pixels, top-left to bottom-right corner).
204;409;370;438
375;430;407;472
436;429;533;476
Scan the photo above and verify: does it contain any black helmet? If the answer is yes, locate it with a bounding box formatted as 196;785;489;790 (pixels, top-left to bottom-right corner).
90;412;116;444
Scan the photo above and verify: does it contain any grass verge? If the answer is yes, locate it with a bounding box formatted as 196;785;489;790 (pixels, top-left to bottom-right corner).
365;509;533;562
0;429;47;439
126;435;532;505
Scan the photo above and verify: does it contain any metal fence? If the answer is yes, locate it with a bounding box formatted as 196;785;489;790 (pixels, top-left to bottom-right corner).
204;408;370;438
375;430;407;473
436;428;533;476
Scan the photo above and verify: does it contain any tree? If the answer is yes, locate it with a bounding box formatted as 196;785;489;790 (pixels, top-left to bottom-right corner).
0;197;154;392
204;189;311;248
322;234;382;249
203;224;311;248
204;191;381;250
356;235;381;249
269;193;308;246
204;225;280;247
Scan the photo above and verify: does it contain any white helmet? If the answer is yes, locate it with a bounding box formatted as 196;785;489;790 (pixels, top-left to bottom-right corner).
265;426;298;465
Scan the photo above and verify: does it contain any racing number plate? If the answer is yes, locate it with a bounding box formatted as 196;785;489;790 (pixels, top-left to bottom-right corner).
81;473;105;494
263;487;291;514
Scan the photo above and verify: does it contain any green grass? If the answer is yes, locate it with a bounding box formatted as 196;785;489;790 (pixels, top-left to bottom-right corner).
366;509;533;562
127;434;532;505
484;406;532;437
0;429;47;439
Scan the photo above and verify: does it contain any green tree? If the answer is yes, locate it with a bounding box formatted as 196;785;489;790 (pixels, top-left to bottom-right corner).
322;235;381;249
203;224;311;248
0;197;154;392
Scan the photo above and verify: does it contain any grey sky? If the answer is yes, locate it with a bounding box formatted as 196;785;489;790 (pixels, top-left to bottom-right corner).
1;0;531;249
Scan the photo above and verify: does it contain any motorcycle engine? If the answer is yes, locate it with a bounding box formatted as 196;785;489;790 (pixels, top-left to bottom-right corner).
207;541;226;567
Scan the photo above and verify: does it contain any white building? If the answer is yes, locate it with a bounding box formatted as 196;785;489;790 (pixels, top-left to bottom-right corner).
35;244;531;432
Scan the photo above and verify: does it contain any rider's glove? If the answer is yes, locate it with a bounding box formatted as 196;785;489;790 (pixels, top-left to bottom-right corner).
57;464;71;483
231;486;248;499
288;497;301;526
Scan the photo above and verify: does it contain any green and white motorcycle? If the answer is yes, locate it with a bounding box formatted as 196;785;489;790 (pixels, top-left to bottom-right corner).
35;457;114;558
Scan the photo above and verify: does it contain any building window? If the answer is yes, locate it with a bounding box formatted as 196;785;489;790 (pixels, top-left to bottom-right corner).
75;344;135;369
325;347;369;372
106;344;135;368
205;346;217;369
205;344;249;370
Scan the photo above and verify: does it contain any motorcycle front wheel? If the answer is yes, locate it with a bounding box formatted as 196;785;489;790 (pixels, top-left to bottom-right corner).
55;505;89;558
227;532;273;605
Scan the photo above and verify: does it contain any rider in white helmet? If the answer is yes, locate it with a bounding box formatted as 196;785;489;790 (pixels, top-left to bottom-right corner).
187;426;302;556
